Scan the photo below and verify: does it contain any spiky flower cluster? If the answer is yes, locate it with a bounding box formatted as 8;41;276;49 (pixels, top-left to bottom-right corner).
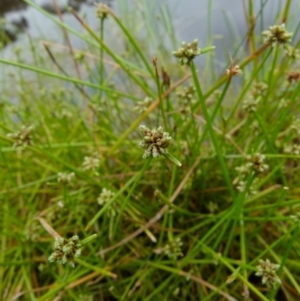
7;125;33;148
236;178;258;196
57;172;75;185
262;24;292;47
247;153;269;174
255;259;281;288
243;96;260;113
95;3;109;20
139;125;172;158
283;143;300;155
133;97;152;113
48;235;81;268
82;155;100;172
226;64;242;77
290;212;300;227
290;212;300;226
251;82;268;98
177;86;196;114
235;153;268;194
285;45;299;59
97;188;118;216
173;39;201;65
290;118;300;133
163;237;183;260
97;188;115;205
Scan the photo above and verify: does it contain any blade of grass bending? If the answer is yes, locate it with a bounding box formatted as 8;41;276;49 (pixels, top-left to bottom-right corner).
0;58;137;100
107;7;155;79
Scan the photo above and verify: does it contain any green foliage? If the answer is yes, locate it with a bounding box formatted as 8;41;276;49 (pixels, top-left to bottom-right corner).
1;0;300;300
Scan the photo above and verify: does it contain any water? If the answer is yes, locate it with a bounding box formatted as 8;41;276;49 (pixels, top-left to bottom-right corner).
0;1;299;61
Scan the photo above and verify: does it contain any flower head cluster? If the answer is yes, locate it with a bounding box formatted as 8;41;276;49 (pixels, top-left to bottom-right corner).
176;86;196;114
243;96;260;113
290;211;300;224
139;125;172;158
226;64;242;77
251;82;268;98
97;188;118;216
262;24;292;47
82;155;100;172
133;97;152;113
255;259;281;288
7;125;33;148
48;235;81;268
95;3;109;20
283;143;300;155
57;172;75;185
163;237;183;260
290;212;300;226
237;178;258;196
247;153;269;174
173;39;201;65
290;118;300;135
285;45;299;59
97;188;115;205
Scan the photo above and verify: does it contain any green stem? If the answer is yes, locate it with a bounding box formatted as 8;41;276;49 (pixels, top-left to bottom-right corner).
190;61;235;200
99;18;105;102
113;159;152;237
154;62;168;130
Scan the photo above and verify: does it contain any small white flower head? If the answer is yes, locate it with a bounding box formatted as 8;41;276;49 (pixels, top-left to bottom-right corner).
95;3;109;20
207;201;218;214
7;125;33;148
139;125;172;158
57;172;75;185
251;82;268;98
177;86;196;115
48;235;82;268
278;98;289;108
284;45;299;59
283;143;300;155
243;96;260;113
290;212;300;226
255;259;281;288
262;24;292;47
82;155;100;172
290;118;300;135
235;162;253;177
236;179;258;196
97;188;117;216
133;97;152;113
173;39;201;65
163;237;183;260
97;188;115;205
226;64;242;77
247;153;269;174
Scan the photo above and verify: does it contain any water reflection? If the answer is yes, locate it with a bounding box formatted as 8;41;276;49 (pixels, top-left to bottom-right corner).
0;0;299;59
0;0;27;15
0;0;112;48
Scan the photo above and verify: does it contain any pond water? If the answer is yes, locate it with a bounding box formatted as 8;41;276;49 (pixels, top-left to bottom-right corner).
0;1;299;62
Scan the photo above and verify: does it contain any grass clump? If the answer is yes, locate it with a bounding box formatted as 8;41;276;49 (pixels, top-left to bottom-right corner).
1;0;300;300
